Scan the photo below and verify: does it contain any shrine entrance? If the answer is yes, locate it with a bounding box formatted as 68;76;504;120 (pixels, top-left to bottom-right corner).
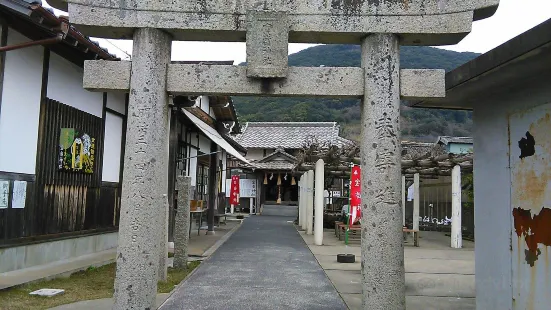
48;1;499;309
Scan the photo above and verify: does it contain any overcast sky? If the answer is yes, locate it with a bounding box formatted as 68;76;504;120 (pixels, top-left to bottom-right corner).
44;0;551;62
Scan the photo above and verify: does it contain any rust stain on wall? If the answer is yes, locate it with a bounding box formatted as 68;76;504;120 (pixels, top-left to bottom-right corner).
512;111;551;266
513;207;551;266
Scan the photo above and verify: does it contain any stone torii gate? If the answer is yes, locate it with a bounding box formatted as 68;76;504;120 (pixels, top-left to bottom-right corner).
50;1;499;309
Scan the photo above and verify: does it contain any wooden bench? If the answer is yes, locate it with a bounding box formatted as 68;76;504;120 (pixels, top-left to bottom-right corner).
403;228;419;247
334;221;343;238
337;224;361;242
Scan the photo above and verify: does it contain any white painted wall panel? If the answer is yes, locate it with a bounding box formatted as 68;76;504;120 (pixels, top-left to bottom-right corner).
106;92;126;115
102;113;123;182
47;53;103;117
0;29;43;174
198;134;211;154
188;149;198;187
474;100;515;310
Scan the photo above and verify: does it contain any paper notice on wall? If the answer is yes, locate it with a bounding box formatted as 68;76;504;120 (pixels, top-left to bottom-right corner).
12;181;27;209
0;180;8;208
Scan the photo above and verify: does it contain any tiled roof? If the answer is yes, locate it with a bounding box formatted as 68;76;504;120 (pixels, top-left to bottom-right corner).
336;136;355;148
402;141;446;160
234;122;341;149
436;136;473;145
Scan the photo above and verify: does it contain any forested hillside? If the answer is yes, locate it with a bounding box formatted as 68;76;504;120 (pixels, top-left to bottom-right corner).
233;45;479;141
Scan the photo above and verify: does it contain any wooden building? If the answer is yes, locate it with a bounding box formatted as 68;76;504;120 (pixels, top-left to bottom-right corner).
0;0;247;277
228;122;352;211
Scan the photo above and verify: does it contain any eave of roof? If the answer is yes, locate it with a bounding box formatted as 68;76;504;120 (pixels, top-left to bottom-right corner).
257;148;297;163
409;18;551;110
436;136;473;145
181;107;247;154
222;134;247;155
0;0;118;61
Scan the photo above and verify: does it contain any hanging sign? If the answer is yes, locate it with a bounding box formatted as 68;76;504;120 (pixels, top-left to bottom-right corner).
349;165;361;226
230;175;240;206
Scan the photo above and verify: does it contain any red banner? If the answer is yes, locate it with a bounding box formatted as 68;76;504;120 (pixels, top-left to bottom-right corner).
230;175;240;206
349;165;361;226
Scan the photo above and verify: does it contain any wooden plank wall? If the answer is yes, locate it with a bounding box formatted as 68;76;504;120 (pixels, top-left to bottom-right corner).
0;99;121;247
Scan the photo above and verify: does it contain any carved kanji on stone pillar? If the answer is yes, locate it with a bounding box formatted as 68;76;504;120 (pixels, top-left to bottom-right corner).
49;1;500;309
246;10;289;78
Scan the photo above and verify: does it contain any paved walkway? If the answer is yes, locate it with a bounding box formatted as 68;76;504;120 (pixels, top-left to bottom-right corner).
302;229;475;310
160;216;347;310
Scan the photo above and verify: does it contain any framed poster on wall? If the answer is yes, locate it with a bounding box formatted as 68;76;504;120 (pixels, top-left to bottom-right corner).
58;128;96;173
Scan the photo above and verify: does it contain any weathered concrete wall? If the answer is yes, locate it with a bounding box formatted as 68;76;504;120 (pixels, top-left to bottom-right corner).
0;232;118;273
473;78;551;310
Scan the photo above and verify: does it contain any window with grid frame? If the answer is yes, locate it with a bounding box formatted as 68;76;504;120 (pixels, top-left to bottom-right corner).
197;164;209;201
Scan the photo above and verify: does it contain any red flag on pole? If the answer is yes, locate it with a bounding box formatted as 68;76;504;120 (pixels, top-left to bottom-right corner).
230;175;240;206
349;165;361;226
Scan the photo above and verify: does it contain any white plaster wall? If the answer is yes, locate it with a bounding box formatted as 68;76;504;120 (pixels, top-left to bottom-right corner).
188;149;198;187
102;113;123;182
0;29;43;174
106;92;126;115
473;80;551;310
47;53;103;117
195;95;214;118
246;149;265;161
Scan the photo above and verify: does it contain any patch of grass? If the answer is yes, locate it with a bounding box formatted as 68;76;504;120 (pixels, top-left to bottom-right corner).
168;252;174;258
0;261;200;310
158;261;200;293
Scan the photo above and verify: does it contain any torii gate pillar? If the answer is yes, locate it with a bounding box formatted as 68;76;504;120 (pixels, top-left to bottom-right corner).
48;1;500;309
361;33;404;308
113;28;172;309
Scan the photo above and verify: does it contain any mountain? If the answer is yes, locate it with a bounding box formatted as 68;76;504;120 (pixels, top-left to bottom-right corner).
233;45;480;141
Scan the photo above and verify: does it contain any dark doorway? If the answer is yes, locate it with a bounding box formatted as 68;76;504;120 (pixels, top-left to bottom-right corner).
264;172;298;204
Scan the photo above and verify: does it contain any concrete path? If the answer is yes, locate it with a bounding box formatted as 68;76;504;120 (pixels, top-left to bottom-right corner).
160;216;347;310
302;229;476;310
